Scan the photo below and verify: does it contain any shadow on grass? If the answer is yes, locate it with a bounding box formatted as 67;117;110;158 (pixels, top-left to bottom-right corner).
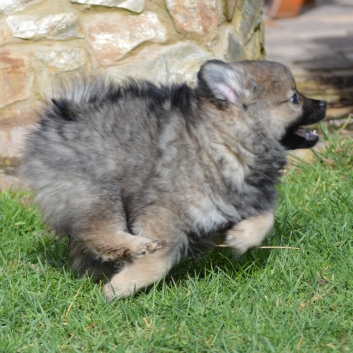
143;246;274;297
28;232;71;271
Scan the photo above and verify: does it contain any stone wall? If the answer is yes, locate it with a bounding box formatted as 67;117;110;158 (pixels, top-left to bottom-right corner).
0;0;265;189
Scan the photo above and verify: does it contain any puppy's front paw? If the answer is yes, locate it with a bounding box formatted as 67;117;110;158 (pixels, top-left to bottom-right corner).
103;281;133;302
103;270;141;301
225;212;274;254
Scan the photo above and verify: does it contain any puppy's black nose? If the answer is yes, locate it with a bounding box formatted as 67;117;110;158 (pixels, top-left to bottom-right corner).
319;101;327;108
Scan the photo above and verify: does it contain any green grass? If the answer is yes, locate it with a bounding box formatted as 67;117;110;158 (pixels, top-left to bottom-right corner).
1;130;353;352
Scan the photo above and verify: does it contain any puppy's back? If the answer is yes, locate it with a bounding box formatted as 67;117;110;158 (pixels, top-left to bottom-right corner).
21;78;194;236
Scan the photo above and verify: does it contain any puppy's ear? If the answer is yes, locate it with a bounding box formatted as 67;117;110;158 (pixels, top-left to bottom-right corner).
197;60;250;105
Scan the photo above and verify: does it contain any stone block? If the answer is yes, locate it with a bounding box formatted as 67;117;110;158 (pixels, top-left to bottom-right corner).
244;21;265;60
210;25;246;62
225;0;237;21
107;43;213;85
0;99;41;123
85;12;166;66
71;0;145;13
0;125;29;158
0;22;12;46
166;0;223;42
0;50;33;109
6;13;84;40
36;47;87;72
288;149;316;166
0;0;44;15
232;0;263;43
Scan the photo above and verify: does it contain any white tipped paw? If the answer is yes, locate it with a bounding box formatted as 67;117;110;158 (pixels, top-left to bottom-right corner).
103;281;134;302
225;212;274;254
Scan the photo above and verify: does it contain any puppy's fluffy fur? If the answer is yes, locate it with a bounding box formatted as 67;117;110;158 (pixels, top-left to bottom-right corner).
21;60;326;300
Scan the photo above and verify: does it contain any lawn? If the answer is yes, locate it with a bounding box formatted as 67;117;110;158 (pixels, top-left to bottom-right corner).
1;129;352;352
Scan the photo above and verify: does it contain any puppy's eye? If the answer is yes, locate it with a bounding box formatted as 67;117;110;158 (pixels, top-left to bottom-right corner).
289;93;299;104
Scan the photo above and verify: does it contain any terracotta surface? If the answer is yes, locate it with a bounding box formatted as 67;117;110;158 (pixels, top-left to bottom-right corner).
269;0;305;18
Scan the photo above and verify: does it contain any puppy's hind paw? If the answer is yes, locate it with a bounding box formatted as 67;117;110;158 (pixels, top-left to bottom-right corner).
136;239;164;257
124;238;164;260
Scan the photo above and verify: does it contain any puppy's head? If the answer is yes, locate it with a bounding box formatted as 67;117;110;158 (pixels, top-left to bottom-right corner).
197;60;326;150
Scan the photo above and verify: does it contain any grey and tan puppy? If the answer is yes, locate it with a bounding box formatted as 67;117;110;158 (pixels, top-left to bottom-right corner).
21;60;326;301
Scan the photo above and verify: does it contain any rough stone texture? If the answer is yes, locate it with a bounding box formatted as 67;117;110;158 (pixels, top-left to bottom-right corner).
0;175;23;191
0;125;31;191
71;0;145;13
232;0;263;43
0;100;40;124
244;21;265;60
166;0;223;42
287;149;316;167
0;50;33;109
0;0;43;15
36;47;87;72
33;47;90;96
0;0;266;190
6;13;84;40
0;125;30;157
210;25;247;62
108;43;213;85
86;12;166;65
0;22;12;46
225;0;237;21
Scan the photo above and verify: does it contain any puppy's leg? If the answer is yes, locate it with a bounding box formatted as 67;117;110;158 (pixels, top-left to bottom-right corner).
81;227;164;262
225;211;274;254
103;246;179;301
103;208;186;301
69;221;164;278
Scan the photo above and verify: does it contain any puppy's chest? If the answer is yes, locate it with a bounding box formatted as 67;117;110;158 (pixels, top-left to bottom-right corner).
184;196;234;234
180;153;273;234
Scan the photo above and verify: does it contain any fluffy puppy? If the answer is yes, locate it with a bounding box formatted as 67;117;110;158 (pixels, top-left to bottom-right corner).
21;60;326;300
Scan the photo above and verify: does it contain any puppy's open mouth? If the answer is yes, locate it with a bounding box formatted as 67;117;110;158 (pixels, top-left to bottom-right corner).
294;128;318;141
281;126;320;150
